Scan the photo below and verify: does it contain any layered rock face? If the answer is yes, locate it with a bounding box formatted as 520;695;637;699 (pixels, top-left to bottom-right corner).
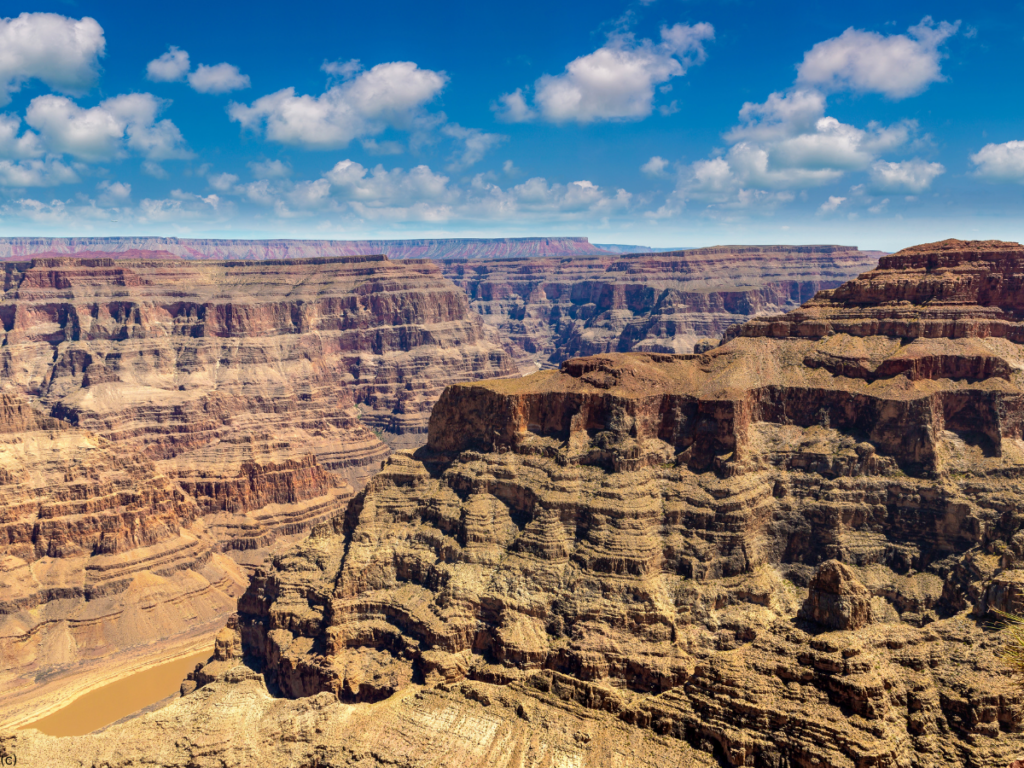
0;254;512;726
0;236;608;261
12;239;1024;767
443;244;882;371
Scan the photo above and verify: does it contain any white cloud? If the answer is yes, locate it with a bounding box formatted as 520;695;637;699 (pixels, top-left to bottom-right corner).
492;89;535;122
138;193;219;223
323;159;453;207
970;140;1024;182
188;63;250;94
700;89;913;192
361;138;404;155
667;86;917;212
869;158;945;192
229;61;447;149
142;160;168;178
0;13;105;106
4;197;68;222
0;114;44;158
247;158;290;177
440;123;506;169
96;179;130;203
97;179;130;197
641;155;669;177
818;195;846;213
509;177;630;211
726;89;910;170
147;48;249;95
465;174;632;219
147;46;190;82
321;59;362;80
500;23;714;124
686;157;736;198
797;17;959;99
207;172;239;191
25;93;192;162
502;159;519;175
0;158;78;186
286;178;331;208
243;179;275;205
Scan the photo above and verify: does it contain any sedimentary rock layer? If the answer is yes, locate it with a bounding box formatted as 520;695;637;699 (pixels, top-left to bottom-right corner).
443;244;883;371
12;239;1024;766
0;236;608;261
0;253;513;726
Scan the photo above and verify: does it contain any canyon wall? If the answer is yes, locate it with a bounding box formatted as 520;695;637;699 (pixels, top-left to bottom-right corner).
0;253;513;726
0;236;608;261
443;244;883;370
10;240;1023;767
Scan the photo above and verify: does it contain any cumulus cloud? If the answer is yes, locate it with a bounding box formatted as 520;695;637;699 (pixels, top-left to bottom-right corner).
0;13;105;106
506;177;630;212
323;159;452;207
0;114;44;158
146;46;190;82
188;63;250;94
440;123;506;169
869;158;945;192
361;138;404;155
0;158;78;186
641;155;669;177
285;178;331;209
492;89;535;122
498;22;713;124
247;158;290;177
207;172;239;191
4;196;69;222
970;141;1024;182
224;158;632;224
726;89;910;169
706;89;912;192
25;93;192;162
818;195;846;213
229;61;447;149
97;179;130;202
138;193;219;222
242;178;275;205
147;47;249;94
797;17;959;99
321;59;362;80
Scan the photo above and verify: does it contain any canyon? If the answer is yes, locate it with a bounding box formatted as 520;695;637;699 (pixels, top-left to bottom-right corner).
0;242;881;732
0;236;611;261
6;238;1024;767
443;244;883;370
0;253;513;727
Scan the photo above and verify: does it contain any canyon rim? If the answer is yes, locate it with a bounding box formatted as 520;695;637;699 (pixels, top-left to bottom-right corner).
3;238;1024;767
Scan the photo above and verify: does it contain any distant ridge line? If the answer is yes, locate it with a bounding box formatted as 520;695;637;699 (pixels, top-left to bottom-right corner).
0;236;608;261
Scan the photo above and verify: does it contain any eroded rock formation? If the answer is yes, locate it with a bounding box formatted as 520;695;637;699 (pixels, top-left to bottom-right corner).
0;236;608;261
0;253;512;726
9;239;1024;767
443;244;882;371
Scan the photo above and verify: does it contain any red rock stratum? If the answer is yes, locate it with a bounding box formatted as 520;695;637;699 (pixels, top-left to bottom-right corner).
7;240;1024;767
0;253;512;726
442;244;883;371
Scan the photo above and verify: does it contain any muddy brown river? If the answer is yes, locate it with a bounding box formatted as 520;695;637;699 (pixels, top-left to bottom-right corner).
21;648;213;737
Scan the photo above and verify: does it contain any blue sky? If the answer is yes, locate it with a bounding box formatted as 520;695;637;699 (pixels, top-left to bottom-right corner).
0;0;1020;250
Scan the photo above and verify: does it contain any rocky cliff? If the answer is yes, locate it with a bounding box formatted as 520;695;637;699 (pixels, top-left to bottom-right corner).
443;244;883;371
9;239;1024;767
0;253;513;726
0;236;607;261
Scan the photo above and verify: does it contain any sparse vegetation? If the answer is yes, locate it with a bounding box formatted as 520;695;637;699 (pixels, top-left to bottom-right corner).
995;611;1024;678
